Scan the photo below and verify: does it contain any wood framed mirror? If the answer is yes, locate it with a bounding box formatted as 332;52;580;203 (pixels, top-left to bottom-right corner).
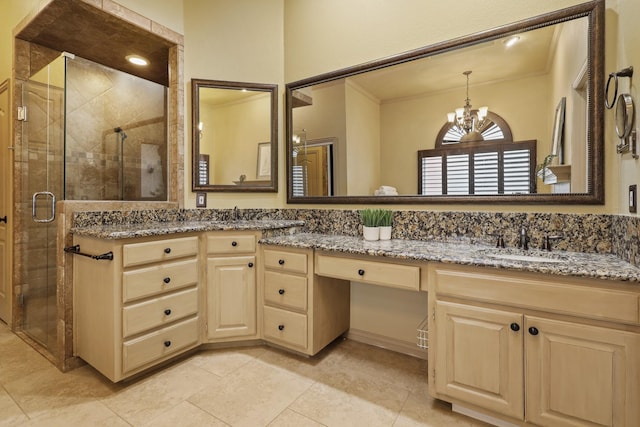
286;1;604;204
192;79;278;192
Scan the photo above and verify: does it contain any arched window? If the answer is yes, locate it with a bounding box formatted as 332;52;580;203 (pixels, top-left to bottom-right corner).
435;111;513;146
419;112;536;196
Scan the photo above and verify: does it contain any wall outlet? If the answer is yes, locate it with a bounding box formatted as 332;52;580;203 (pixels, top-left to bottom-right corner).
630;185;637;213
196;192;207;208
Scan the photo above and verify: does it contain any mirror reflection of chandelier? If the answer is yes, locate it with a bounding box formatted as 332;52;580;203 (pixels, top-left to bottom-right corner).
447;70;489;142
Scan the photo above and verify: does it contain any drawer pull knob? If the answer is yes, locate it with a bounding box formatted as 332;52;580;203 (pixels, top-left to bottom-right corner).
528;327;539;336
232;241;238;247
164;309;172;316
510;323;520;332
278;289;285;295
164;247;171;254
278;324;285;331
358;269;365;276
248;262;254;268
164;340;171;347
163;277;171;284
278;259;285;265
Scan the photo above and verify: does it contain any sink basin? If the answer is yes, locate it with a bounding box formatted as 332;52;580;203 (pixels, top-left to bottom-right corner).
486;253;565;264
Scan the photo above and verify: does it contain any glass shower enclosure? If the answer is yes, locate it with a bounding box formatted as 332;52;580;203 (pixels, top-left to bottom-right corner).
20;53;167;353
21;55;65;351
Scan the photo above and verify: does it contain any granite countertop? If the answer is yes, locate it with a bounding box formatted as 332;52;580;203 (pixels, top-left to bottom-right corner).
71;219;305;239
259;233;640;283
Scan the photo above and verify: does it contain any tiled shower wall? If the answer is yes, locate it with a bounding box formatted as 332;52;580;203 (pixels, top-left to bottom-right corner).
65;56;167;201
71;208;635;261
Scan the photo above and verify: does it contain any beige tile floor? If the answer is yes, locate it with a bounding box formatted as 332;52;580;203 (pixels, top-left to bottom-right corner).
0;322;489;426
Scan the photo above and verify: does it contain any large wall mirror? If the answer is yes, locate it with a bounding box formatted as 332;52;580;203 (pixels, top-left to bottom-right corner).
286;1;604;204
192;79;278;192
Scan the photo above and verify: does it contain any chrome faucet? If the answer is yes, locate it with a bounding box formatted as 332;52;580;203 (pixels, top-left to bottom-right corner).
518;227;529;250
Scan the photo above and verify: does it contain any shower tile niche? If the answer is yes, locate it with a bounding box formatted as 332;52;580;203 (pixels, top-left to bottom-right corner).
65;56;168;201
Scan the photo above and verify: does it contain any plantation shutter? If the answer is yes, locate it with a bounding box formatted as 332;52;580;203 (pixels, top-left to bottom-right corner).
419;140;536;195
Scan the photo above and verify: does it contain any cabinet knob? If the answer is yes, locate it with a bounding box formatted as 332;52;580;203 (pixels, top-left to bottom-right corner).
164;247;171;254
0;216;6;223
358;269;365;276
164;309;172;316
528;327;539;336
278;324;285;331
510;323;520;332
278;259;285;265
248;262;254;268
163;277;171;284
164;340;171;347
278;289;285;295
232;241;238;247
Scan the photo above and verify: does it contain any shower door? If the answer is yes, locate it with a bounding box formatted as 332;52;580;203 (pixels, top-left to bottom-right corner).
20;56;65;350
0;79;10;324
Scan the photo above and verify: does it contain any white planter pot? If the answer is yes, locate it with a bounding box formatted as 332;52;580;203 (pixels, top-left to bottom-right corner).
379;226;392;240
362;226;380;241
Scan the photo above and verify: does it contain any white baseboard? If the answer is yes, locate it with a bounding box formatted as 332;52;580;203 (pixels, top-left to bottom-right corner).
346;328;427;360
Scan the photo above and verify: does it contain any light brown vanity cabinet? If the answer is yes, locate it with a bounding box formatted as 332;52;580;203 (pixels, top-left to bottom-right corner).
261;246;350;355
429;264;640;427
73;234;200;382
205;232;259;341
315;253;421;291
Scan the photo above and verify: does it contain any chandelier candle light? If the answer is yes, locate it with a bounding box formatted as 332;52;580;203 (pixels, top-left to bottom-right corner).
447;70;489;142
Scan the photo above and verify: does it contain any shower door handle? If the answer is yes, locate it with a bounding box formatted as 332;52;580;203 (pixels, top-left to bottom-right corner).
32;192;56;223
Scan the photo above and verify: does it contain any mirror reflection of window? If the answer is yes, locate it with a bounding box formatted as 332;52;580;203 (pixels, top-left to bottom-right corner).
419;141;536;196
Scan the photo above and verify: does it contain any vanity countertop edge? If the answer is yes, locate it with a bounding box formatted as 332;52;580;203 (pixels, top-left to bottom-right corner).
70;222;640;283
260;233;640;283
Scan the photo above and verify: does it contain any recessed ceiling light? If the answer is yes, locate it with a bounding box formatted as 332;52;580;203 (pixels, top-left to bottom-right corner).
126;55;149;66
504;36;520;48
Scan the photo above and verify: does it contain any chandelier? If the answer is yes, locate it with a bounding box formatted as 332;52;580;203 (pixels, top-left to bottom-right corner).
447;70;489;142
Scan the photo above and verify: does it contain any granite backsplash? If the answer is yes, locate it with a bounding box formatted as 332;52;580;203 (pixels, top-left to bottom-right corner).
71;208;639;266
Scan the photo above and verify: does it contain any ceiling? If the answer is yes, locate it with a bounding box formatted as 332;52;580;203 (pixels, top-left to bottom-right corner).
345;23;560;102
15;0;173;86
199;87;269;106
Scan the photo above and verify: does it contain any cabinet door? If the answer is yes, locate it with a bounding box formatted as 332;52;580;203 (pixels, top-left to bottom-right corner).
526;317;640;427
434;301;524;420
207;256;256;340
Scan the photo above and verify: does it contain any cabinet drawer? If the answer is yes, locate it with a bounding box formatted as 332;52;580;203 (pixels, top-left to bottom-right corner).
264;271;307;311
263;249;307;274
122;317;199;374
207;235;256;254
123;259;198;302
431;266;640;325
263;306;307;349
123;236;198;267
122;287;198;338
316;254;420;291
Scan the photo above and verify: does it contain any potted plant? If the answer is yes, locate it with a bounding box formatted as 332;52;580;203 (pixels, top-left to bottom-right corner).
360;208;381;241
378;210;393;240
